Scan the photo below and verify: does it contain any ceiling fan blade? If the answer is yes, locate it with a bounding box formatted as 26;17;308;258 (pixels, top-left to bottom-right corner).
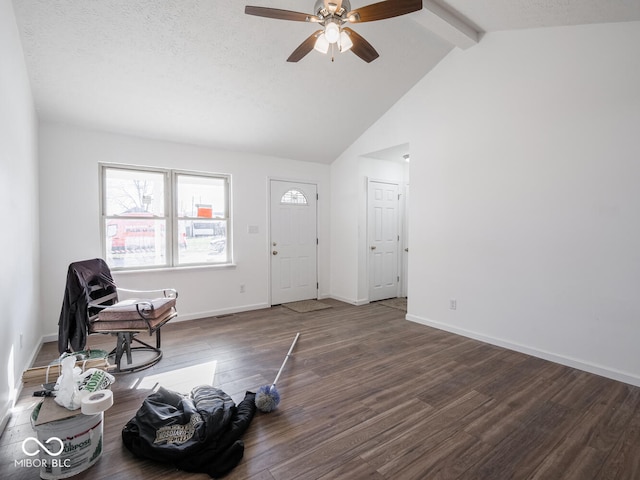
347;0;422;23
343;28;379;63
287;30;323;62
245;6;319;22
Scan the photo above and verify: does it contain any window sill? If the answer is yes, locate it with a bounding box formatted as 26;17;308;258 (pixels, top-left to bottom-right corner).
112;263;237;275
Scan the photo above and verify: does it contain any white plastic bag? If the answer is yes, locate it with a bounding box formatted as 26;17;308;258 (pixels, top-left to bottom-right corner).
53;356;116;411
54;355;85;410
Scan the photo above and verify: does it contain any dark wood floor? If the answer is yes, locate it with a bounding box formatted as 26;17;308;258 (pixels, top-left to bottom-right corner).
2;299;640;479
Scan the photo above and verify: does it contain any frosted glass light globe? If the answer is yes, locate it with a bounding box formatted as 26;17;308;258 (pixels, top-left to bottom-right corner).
325;22;340;44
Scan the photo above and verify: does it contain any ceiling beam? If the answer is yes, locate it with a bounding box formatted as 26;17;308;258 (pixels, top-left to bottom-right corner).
412;0;481;49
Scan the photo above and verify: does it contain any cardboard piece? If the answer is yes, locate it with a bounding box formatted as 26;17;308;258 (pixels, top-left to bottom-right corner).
34;396;82;426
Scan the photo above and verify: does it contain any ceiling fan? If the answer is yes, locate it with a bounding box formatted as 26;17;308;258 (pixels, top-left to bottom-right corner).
245;0;423;63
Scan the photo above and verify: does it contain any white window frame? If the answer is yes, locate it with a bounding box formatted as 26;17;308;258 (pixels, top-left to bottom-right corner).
100;163;232;270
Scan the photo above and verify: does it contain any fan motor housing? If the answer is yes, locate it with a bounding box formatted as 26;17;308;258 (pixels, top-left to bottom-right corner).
314;0;351;19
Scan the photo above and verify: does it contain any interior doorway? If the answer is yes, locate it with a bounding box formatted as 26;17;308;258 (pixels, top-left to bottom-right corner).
362;144;410;304
401;184;409;298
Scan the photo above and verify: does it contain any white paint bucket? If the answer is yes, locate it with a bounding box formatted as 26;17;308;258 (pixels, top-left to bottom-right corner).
30;402;104;479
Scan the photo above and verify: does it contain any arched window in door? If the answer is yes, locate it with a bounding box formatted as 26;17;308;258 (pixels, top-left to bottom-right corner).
280;189;308;205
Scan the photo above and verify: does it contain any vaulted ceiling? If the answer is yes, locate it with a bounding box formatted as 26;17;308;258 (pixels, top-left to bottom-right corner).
12;1;640;163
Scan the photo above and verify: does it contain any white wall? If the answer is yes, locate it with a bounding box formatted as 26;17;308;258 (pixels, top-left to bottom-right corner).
331;21;640;385
0;0;40;430
329;153;360;303
38;123;331;338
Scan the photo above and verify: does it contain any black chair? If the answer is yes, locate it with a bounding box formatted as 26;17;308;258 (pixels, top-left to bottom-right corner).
58;258;177;373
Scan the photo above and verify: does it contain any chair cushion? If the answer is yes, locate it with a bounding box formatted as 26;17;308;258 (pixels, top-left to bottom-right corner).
90;309;176;333
97;297;176;321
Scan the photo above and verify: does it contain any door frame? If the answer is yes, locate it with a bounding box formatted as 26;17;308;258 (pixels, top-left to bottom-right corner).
367;177;402;302
268;178;319;305
400;183;409;298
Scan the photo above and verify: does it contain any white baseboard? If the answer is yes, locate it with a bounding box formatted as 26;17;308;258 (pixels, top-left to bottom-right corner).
328;294;369;306
174;302;270;322
1;333;44;436
0;401;11;438
406;313;640;388
42;333;58;343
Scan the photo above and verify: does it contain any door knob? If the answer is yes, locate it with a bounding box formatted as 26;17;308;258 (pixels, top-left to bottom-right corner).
272;250;278;255
370;246;376;250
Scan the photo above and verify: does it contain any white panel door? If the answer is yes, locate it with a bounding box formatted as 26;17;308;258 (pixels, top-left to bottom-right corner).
270;180;318;305
401;184;409;298
368;180;399;302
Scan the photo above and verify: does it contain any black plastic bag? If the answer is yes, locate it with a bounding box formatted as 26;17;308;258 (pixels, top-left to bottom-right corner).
122;385;256;478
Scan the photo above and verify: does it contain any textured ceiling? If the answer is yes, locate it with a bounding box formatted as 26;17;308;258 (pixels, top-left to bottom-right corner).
12;1;640;163
442;0;640;32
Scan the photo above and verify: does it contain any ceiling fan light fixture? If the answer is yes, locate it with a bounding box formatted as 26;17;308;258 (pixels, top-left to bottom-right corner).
324;21;340;44
339;30;353;52
246;0;413;63
314;33;330;53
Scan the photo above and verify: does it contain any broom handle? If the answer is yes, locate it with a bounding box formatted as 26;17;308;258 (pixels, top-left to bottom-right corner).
272;332;300;388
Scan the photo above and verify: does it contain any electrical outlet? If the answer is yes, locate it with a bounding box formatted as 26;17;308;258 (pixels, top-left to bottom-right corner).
20;333;23;349
449;299;457;310
240;284;246;293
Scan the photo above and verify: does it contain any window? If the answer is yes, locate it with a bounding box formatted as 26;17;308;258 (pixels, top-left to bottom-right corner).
280;189;308;205
175;173;229;266
101;164;231;269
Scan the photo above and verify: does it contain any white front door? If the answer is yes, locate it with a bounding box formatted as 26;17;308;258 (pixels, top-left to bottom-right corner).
368;180;400;302
270;180;318;305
